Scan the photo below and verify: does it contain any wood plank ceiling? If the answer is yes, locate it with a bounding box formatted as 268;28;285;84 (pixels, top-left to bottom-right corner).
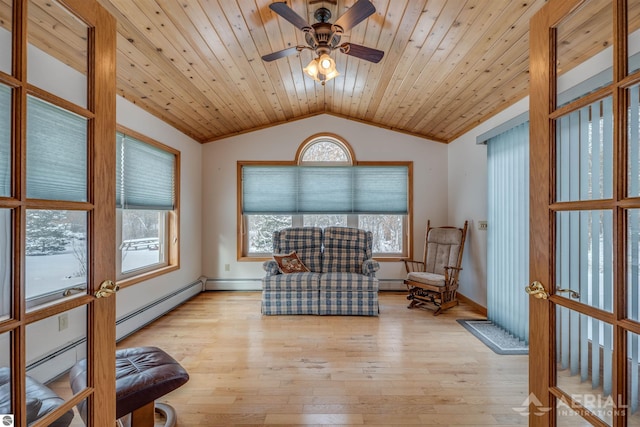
4;0;626;144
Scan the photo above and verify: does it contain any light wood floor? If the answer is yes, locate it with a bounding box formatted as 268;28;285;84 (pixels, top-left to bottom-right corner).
55;291;534;426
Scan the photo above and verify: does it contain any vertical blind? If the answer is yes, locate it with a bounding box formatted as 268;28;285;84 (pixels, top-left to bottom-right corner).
487;121;530;343
242;165;408;214
555;96;615;406
0;84;9;197
116;131;175;210
26;95;87;202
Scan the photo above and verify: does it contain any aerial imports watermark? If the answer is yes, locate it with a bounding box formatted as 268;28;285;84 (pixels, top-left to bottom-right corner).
513;393;628;418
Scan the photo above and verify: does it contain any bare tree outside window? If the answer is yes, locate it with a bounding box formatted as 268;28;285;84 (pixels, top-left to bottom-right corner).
248;215;292;253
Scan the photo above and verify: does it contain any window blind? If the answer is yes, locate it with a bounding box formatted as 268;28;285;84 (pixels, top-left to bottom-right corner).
487;121;529;343
242;165;408;214
26;96;87;202
116;132;175;210
0;85;9;197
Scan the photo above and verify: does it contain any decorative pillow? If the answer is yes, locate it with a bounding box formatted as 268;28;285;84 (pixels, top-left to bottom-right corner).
273;251;310;274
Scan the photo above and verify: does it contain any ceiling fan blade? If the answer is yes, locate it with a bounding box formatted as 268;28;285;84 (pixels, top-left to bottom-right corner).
269;2;312;32
339;43;384;63
262;46;301;62
332;0;376;33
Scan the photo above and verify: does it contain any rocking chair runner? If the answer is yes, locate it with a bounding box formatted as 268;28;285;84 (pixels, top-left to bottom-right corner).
404;220;468;315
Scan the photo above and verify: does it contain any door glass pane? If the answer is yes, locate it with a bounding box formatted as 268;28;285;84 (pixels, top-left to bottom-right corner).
556;97;613;202
0;0;10;75
629;0;640;75
27;0;87;107
0;209;10;321
556;0;612;107
628;84;640;197
26;306;85;426
26;96;87;202
0;84;9;197
627;331;640;425
556;306;614;425
627;209;640;322
556;210;613;311
25;210;87;309
0;332;11;420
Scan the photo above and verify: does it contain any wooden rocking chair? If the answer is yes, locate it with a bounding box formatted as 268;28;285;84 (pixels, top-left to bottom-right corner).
404;220;468;315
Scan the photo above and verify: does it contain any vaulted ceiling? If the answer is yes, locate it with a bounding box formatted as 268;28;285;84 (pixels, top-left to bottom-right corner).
9;0;624;144
90;0;559;144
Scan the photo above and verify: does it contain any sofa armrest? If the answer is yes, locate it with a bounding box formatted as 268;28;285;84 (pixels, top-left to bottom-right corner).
263;260;280;276
362;259;380;277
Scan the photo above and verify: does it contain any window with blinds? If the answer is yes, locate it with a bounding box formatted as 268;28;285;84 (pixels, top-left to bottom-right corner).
239;135;411;258
115;129;179;282
242;165;409;215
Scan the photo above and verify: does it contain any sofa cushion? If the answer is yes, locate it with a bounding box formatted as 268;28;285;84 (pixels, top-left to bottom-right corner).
319;272;379;292
262;289;319;315
273;227;323;272
322;227;372;273
273;251;310;274
319;290;379;316
262;271;321;291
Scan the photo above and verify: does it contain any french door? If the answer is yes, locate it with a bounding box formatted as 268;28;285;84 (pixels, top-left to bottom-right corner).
0;0;116;426
529;0;640;425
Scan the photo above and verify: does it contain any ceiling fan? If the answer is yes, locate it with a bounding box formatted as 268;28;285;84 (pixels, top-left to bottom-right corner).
262;0;384;84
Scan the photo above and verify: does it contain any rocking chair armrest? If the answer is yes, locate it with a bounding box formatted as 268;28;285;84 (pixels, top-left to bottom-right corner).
443;265;463;283
403;259;425;273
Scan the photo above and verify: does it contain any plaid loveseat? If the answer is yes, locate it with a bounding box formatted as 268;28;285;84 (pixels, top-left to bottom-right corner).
262;227;380;316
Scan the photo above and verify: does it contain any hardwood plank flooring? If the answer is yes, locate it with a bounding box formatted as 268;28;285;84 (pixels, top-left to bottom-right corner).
53;291;532;426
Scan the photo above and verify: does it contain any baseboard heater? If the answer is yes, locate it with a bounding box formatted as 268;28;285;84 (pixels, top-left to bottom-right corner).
115;279;203;341
27;279;203;384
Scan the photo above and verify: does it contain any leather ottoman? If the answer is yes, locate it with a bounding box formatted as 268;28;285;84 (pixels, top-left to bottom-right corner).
69;346;189;427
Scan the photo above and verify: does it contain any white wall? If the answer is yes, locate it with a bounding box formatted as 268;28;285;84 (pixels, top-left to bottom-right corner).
447;98;529;308
202;114;448;289
115;96;203;322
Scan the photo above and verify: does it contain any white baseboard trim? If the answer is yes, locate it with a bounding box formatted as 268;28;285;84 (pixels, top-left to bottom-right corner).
205;279;261;291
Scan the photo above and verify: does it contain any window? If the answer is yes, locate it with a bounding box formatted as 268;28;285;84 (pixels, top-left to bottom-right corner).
240;134;412;259
116;128;179;284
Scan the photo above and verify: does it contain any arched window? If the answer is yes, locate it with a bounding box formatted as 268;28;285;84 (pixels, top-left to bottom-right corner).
240;133;411;259
297;134;353;165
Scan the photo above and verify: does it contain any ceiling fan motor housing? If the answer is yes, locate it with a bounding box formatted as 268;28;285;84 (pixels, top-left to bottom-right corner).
305;22;341;56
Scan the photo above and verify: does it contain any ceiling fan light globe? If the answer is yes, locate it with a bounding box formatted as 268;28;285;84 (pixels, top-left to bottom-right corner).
304;59;320;79
324;69;340;82
318;54;336;74
320;58;331;70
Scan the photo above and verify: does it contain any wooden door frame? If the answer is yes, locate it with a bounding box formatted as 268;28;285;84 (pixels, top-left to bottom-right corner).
529;0;633;425
1;1;116;425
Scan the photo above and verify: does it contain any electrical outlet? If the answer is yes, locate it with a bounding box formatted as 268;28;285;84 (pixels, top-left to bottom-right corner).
58;313;69;331
224;263;231;272
478;221;488;231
